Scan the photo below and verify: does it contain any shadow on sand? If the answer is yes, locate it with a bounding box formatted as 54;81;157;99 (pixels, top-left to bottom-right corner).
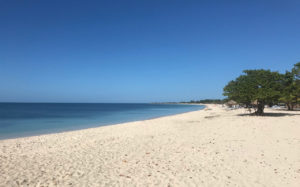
238;112;300;117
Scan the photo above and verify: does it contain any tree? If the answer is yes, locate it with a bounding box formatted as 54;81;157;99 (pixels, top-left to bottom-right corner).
280;70;298;110
292;62;300;78
291;62;300;105
223;69;282;115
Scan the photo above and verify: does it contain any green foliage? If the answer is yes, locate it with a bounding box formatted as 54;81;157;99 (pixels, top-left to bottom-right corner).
292;62;300;79
223;62;300;114
187;99;226;104
223;69;282;115
289;62;300;108
279;70;299;110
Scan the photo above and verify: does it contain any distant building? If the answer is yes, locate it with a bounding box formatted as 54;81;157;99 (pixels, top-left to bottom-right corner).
226;100;238;108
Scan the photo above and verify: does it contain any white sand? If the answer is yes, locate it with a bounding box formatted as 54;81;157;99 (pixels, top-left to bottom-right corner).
0;104;299;186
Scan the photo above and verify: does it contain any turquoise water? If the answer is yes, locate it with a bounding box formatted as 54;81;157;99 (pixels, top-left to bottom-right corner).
0;103;204;139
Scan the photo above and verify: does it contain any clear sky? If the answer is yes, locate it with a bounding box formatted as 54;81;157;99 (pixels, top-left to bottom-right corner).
1;0;300;103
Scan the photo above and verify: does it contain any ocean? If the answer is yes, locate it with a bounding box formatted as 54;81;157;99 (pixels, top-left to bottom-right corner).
0;103;204;139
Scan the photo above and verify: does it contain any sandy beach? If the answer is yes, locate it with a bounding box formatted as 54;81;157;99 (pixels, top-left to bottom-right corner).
0;104;299;186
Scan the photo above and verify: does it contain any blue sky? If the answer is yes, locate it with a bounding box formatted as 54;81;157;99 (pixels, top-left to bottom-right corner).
1;0;300;103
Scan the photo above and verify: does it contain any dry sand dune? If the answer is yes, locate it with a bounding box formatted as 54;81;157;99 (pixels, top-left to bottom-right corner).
0;105;300;186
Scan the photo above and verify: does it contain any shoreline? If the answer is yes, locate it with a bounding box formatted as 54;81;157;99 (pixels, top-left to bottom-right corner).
0;108;207;142
0;104;206;141
0;104;299;186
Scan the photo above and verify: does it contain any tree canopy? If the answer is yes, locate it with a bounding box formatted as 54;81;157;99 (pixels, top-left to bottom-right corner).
223;69;283;115
223;63;300;115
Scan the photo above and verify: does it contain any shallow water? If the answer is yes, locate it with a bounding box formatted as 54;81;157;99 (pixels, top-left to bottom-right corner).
0;103;204;139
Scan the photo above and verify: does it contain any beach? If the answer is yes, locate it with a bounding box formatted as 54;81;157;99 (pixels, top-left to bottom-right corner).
0;104;299;186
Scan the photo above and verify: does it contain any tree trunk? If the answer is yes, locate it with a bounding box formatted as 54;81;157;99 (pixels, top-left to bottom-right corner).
255;102;265;115
287;103;294;111
287;103;291;110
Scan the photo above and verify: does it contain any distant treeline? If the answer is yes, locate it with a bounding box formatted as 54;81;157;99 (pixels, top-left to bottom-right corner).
181;99;226;104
